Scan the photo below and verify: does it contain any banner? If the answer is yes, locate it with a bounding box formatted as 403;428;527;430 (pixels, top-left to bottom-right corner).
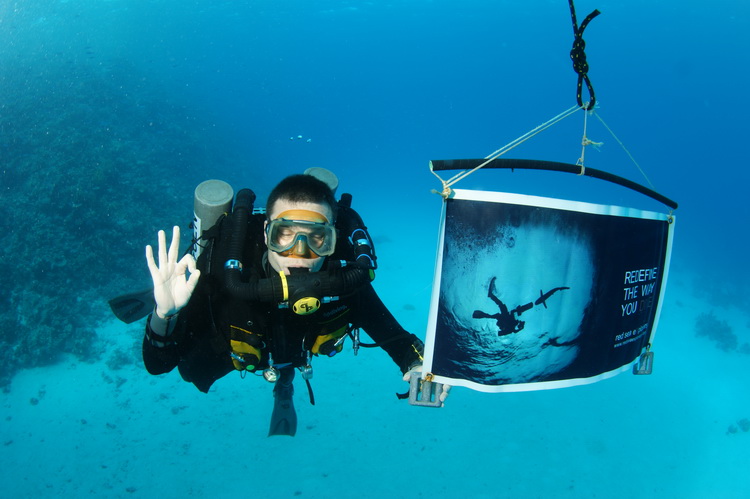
423;189;675;392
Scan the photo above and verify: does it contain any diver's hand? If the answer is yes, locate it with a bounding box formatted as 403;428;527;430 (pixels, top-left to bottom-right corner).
145;226;201;318
403;365;451;406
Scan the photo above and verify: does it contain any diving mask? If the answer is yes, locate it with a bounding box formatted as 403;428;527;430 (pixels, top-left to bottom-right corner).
266;210;337;258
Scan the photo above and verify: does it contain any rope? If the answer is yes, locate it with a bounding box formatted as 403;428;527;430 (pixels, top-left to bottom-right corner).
593;111;656;190
569;0;600;110
430;3;639;198
431;105;582;198
577;107;603;172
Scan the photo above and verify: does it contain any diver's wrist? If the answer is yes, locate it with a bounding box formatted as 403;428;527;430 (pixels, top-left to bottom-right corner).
150;308;178;337
155;307;178;320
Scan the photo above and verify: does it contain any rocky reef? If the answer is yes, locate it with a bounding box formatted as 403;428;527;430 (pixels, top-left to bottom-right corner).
0;57;235;387
726;418;750;436
694;310;749;354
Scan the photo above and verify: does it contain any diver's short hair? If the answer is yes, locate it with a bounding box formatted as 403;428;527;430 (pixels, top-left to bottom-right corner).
266;174;338;221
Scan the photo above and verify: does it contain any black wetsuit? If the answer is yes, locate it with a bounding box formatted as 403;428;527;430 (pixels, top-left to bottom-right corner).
142;212;423;393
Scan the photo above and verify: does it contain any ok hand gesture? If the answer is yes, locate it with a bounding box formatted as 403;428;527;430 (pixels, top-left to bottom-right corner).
145;226;201;319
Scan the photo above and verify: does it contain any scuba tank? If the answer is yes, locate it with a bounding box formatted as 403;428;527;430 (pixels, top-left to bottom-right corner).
192;179;234;259
304;167;339;195
306;167;376;269
336;193;377;270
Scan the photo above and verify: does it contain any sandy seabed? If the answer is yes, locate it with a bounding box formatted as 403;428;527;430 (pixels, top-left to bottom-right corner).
2;274;749;499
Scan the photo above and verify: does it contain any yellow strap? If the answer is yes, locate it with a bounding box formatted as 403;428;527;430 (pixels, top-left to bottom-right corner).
230;324;253;336
274;209;328;223
278;270;289;301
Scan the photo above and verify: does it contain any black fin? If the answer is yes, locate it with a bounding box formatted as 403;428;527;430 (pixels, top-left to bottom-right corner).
268;368;297;437
108;288;155;324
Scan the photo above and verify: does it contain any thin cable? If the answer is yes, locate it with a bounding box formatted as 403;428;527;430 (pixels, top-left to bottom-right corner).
593;112;655;190
434;105;582;194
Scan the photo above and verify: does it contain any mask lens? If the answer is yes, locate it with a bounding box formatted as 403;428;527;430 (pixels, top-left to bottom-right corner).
267;219;336;257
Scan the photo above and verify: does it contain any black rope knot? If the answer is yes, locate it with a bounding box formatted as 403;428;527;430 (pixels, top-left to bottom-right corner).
570;38;589;75
568;0;600;110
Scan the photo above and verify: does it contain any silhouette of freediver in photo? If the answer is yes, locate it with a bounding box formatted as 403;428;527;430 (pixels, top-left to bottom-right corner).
472;277;570;336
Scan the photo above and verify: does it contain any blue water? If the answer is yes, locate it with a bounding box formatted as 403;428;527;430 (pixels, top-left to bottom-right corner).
1;1;749;497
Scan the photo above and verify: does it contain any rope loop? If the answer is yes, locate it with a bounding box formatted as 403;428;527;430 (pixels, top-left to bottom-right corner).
569;0;600;110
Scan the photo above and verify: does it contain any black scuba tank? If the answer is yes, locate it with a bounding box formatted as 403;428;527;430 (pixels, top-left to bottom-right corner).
336;193;377;270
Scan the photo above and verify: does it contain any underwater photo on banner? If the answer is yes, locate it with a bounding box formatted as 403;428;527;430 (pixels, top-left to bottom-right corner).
423;189;674;392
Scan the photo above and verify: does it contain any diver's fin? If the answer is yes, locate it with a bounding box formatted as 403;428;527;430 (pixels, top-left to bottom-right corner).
108;288;155;324
269;368;297;437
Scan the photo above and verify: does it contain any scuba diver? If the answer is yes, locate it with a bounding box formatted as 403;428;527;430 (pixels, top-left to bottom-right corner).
472;277;569;337
141;171;433;436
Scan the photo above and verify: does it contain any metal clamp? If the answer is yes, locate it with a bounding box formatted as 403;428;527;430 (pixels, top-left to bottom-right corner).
633;350;654;375
408;372;444;408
